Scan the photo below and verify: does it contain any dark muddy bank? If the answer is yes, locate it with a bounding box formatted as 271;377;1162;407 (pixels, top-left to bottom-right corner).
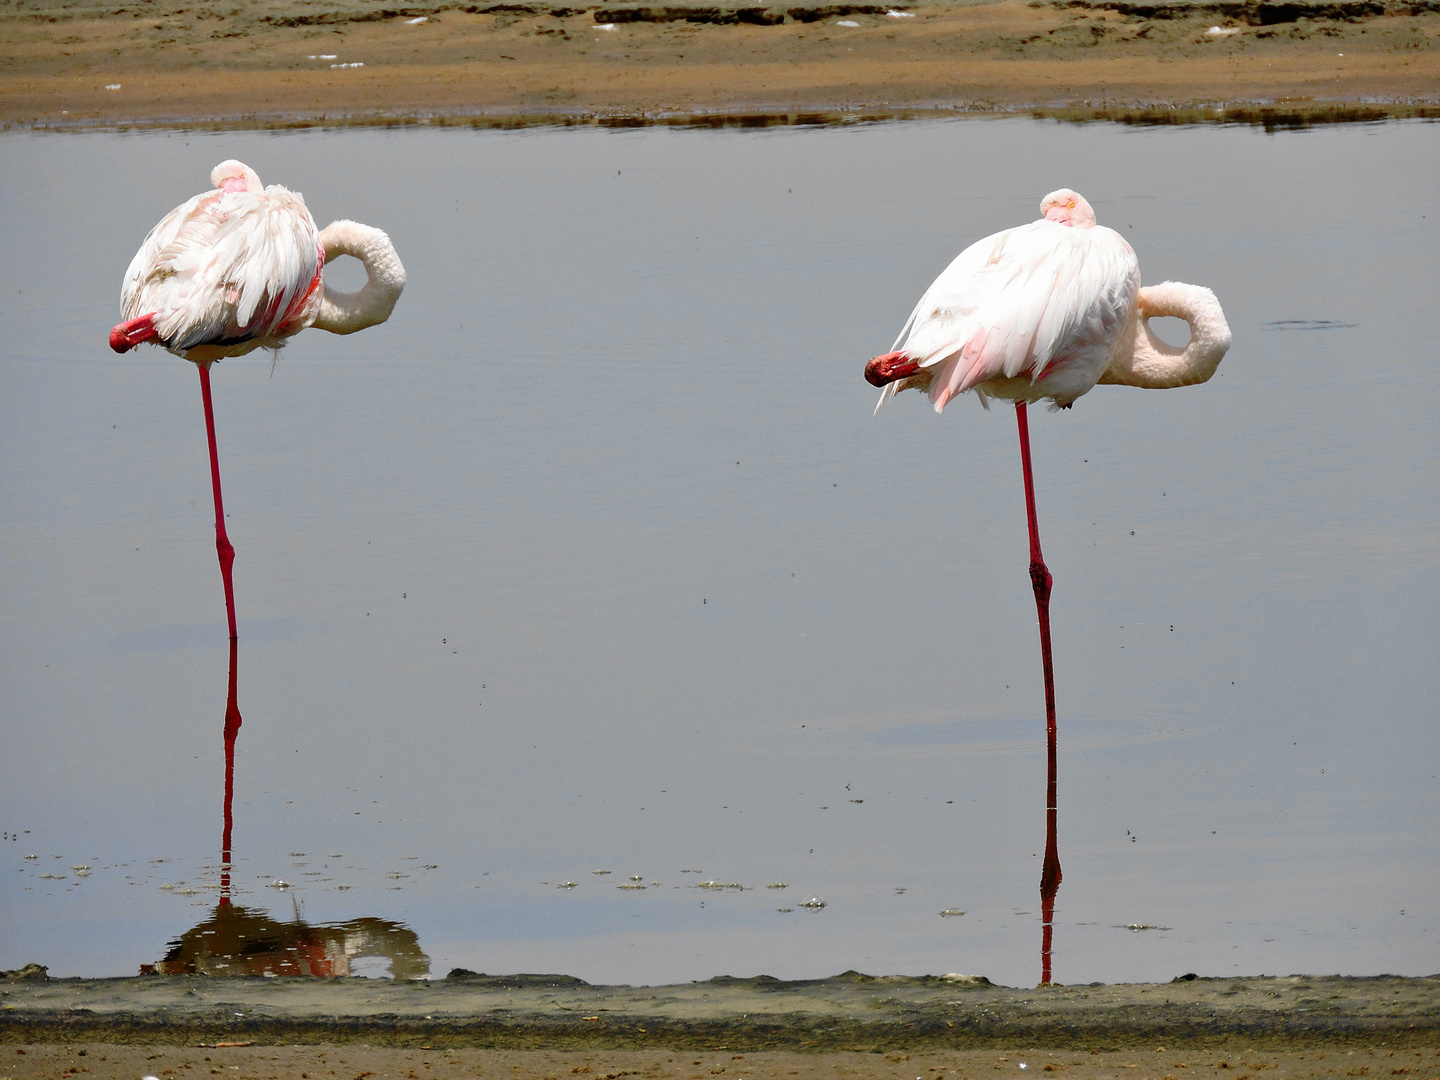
2;971;1437;1050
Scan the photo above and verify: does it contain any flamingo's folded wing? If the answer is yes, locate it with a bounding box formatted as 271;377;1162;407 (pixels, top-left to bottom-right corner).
893;221;1138;411
127;186;321;354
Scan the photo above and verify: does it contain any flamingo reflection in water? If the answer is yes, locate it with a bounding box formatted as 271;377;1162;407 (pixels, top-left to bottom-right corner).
145;640;428;980
866;189;1231;984
143;904;429;979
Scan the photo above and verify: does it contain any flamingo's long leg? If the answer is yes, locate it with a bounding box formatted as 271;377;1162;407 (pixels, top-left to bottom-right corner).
1015;400;1062;985
197;362;238;642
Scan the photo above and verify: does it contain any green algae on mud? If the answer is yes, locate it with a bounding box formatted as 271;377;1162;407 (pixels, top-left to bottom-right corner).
2;972;1438;1050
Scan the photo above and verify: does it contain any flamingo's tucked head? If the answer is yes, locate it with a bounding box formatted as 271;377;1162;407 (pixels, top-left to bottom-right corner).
211;160;263;195
1040;189;1096;228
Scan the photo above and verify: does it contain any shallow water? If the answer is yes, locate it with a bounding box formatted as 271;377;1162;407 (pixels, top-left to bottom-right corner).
1;118;1436;989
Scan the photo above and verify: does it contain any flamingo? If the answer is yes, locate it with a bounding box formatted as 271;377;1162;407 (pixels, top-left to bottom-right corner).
864;188;1231;984
109;159;407;646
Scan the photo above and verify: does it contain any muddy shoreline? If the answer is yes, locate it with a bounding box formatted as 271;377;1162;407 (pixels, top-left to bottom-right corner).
3;0;1437;129
3;972;1438;1050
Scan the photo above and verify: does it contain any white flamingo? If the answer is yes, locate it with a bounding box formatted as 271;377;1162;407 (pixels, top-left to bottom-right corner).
110;159;407;642
864;188;1231;985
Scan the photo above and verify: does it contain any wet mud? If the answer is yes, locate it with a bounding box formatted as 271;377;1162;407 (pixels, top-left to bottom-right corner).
2;971;1437;1051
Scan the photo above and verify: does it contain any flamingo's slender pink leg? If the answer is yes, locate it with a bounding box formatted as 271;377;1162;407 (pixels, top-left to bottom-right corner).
1015;400;1062;985
197;362;238;642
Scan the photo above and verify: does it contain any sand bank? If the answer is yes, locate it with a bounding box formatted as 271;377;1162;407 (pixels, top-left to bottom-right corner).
2;0;1438;128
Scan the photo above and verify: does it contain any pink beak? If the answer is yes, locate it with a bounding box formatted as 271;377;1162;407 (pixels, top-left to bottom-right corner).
1044;206;1070;224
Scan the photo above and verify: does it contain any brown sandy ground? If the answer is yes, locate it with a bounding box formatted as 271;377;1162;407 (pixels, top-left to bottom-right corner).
1;0;1438;128
5;1043;1440;1080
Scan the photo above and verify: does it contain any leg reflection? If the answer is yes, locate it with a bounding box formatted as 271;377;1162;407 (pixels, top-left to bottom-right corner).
220;636;242;907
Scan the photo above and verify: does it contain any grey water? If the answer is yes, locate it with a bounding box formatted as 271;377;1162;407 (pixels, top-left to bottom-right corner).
0;118;1436;989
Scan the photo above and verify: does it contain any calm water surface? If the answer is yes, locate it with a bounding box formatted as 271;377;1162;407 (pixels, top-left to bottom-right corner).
1;118;1436;987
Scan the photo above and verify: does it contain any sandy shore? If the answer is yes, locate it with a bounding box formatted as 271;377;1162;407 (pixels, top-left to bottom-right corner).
6;1041;1440;1080
3;0;1438;128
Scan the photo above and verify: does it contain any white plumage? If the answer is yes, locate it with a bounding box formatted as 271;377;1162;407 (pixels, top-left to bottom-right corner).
871;189;1141;413
869;189;1231;414
116;160;324;362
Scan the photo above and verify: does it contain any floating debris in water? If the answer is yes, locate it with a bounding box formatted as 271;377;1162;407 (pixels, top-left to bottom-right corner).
777;907;793;913
1119;923;1171;931
266;880;291;890
618;882;646;890
1265;319;1358;331
939;909;965;917
630;875;643;881
767;882;788;889
698;880;743;890
799;897;826;909
558;881;578;889
24;854;37;860
593;869;611;875
39;873;66;880
289;852;306;857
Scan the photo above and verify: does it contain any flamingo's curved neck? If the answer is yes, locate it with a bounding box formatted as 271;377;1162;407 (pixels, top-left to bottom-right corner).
312;220;407;336
1099;281;1232;390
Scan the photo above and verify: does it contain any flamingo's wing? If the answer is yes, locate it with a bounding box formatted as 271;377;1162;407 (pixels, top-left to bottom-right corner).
890;221;1139;411
123;185;321;355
